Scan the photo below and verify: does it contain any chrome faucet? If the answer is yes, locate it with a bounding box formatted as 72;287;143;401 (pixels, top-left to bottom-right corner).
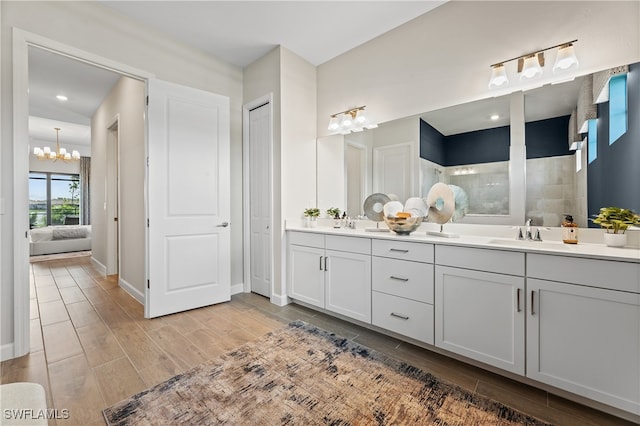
516;218;544;241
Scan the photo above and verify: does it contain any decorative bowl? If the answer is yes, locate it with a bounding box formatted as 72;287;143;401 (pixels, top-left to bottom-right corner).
384;216;423;235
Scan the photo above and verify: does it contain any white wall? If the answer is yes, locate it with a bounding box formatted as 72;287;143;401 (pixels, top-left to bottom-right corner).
91;76;145;295
1;1;243;352
317;1;640;136
242;46;317;300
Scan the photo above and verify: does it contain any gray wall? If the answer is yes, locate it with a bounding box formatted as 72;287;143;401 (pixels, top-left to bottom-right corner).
91;76;146;296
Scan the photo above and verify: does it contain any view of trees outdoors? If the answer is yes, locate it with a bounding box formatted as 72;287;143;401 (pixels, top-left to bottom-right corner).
29;172;80;228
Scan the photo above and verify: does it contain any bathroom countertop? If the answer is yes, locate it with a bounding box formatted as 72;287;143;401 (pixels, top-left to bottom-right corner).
286;223;640;263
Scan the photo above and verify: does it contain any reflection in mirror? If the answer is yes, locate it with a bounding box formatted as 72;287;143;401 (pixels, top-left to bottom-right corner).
419;95;511;218
524;77;583;227
321;62;638;227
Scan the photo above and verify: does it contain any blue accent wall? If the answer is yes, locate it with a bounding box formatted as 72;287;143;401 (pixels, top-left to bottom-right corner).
525;115;572;159
445;126;510;166
420;119;446;166
420;119;509;167
588;62;640;224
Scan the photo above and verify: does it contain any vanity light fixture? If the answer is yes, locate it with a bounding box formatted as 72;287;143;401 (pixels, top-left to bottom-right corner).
488;39;578;89
553;42;579;73
33;127;80;162
488;64;509;89
327;106;378;134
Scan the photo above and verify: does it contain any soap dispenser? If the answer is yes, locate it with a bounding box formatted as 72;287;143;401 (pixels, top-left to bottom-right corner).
561;215;578;244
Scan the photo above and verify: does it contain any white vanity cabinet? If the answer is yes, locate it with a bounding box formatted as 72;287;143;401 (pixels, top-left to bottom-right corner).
287;232;326;308
434;245;525;374
287;231;372;323
526;254;640;415
325;236;372;323
371;240;435;344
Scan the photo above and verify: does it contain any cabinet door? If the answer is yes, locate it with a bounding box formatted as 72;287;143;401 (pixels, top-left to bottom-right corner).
325;249;372;323
435;266;525;374
287;244;325;308
527;279;640;415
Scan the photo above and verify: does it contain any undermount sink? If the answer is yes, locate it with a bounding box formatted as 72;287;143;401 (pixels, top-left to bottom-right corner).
486;238;572;250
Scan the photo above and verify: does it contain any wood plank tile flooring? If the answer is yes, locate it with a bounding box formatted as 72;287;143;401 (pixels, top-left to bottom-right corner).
1;255;635;425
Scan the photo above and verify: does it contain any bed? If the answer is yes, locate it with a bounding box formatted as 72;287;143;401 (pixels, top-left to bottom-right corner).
29;225;92;256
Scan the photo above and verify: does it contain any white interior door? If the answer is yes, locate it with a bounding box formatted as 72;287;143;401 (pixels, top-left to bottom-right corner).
106;120;120;276
373;142;413;202
249;103;272;297
146;79;230;318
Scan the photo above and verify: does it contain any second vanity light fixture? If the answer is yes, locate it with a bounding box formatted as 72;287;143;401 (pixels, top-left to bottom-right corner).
488;40;579;89
327;106;378;134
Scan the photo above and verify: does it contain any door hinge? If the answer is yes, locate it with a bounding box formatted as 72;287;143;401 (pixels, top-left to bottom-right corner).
147;279;150;289
147;157;149;167
25;231;28;238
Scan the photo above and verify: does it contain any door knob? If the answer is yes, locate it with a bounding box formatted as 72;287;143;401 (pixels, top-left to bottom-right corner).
217;221;229;227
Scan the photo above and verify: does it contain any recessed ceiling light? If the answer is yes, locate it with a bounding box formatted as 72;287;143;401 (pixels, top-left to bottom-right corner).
56;94;68;101
490;114;500;121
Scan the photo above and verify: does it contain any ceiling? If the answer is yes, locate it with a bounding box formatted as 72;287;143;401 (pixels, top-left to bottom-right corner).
30;1;583;146
29;1;446;147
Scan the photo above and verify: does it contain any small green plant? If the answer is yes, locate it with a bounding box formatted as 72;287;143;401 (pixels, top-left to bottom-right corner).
326;207;341;218
303;207;320;218
591;207;640;234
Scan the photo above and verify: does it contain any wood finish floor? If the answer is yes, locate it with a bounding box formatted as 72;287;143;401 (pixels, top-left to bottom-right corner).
1;255;635;425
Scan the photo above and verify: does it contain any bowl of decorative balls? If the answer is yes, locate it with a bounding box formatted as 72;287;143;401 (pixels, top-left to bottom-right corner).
383;212;423;235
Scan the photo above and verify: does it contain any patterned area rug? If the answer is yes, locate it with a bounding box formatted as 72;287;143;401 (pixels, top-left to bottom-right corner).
103;321;551;425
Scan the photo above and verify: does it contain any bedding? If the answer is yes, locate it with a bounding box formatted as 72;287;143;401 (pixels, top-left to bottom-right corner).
29;225;91;255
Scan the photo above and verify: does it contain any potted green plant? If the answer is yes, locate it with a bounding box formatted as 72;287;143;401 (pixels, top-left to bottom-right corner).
591;206;640;247
303;207;320;227
326;207;341;219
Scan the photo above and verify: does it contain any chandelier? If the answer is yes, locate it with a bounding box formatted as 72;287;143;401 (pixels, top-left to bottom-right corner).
33;127;80;161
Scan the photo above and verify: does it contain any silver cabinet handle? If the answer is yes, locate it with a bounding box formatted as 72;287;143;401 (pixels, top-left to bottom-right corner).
390;276;409;282
324;256;328;271
390;312;409;320
217;221;229;227
389;248;409;253
531;290;535;315
516;288;521;313
319;256;323;271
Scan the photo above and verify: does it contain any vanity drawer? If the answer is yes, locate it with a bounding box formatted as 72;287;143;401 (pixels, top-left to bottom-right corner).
372;291;434;344
528;253;640;293
288;231;324;248
372;257;433;303
372;239;434;263
326;235;371;255
435;245;524;276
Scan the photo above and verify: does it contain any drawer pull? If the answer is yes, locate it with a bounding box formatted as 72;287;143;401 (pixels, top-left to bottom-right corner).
389;248;409;253
390;276;409;282
390;312;409;320
531;290;535;315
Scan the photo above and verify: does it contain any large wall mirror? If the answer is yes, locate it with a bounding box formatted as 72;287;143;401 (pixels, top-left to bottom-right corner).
317;61;640;228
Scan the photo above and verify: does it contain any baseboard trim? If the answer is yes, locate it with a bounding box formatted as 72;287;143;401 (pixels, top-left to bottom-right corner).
119;278;144;304
230;283;244;295
270;293;290;307
91;257;106;275
1;343;15;362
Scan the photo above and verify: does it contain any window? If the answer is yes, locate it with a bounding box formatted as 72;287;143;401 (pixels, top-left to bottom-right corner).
29;172;80;228
587;119;598;164
609;74;627;145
